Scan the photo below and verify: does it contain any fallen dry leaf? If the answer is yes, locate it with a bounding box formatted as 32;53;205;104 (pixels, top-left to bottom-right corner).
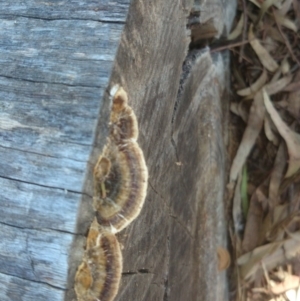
293;0;300;21
230;91;265;182
249;24;279;72
270;272;300;295
242;75;292;100
230;102;240;116
286;71;300;119
241;165;249;218
259;211;273;247
229;0;300;298
232;171;244;235
264;114;279;145
273;11;298;32
263;89;300;178
267;210;300;242
272;203;289;228
270;67;283;83
273;10;300;67
266;26;286;43
284;81;300;92
238;231;300;281
249;0;262;8
269;143;286;203
280;56;290;75
258;0;281;21
237;99;252;122
242;187;266;253
228;13;245;40
279;0;293;15
285;286;300;301
265;75;293;95
237;69;268;96
249;0;282;9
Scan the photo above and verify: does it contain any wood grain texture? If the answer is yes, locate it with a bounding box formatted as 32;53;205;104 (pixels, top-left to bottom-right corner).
0;273;64;301
170;50;229;300
99;0;233;300
0;0;234;300
0;18;122;86
0;0;130;22
0;177;81;232
109;50;230;300
0;223;74;288
0;1;129;300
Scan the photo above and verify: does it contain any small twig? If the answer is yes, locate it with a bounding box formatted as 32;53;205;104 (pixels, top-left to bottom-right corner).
210;40;253;64
210;39;250;53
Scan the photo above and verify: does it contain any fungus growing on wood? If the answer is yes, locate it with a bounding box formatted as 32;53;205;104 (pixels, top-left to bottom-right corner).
75;218;122;301
109;86;139;143
75;85;148;300
93;85;148;233
93;138;148;233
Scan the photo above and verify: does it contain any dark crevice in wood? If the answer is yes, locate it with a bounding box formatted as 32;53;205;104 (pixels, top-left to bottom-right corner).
66;58;112;63
0;270;66;291
163;233;170;301
0;174;92;198
171;7;196;126
47;227;85;237
0;74;107;89
163;278;169;301
170;136;180;163
174;49;205;115
121;272;137;276
137;268;150;274
0;144;89;163
0;220;84;237
97;20;126;25
0;14;126;24
122;270;153;277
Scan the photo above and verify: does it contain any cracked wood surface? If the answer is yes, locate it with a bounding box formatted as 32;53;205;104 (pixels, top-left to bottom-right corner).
94;0;232;300
0;0;232;300
0;1;129;300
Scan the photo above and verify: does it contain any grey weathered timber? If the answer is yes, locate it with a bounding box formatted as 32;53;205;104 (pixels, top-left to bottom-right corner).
0;1;130;22
0;273;64;301
0;1;129;300
1;0;235;300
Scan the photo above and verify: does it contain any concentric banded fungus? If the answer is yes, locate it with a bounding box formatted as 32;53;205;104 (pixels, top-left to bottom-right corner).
93;139;148;233
93;85;148;233
75;85;148;301
75;218;122;301
109;86;139;143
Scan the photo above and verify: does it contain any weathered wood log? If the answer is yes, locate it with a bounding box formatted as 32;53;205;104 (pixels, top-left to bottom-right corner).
99;0;234;300
0;2;129;300
0;0;235;300
109;46;231;300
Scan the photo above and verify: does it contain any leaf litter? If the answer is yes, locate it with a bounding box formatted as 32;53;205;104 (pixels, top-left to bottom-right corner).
224;0;300;299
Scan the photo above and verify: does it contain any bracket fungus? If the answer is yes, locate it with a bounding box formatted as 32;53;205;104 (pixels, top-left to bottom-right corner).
75;85;148;301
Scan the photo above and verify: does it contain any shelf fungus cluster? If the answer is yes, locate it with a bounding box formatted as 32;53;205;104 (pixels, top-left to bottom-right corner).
75;85;148;301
